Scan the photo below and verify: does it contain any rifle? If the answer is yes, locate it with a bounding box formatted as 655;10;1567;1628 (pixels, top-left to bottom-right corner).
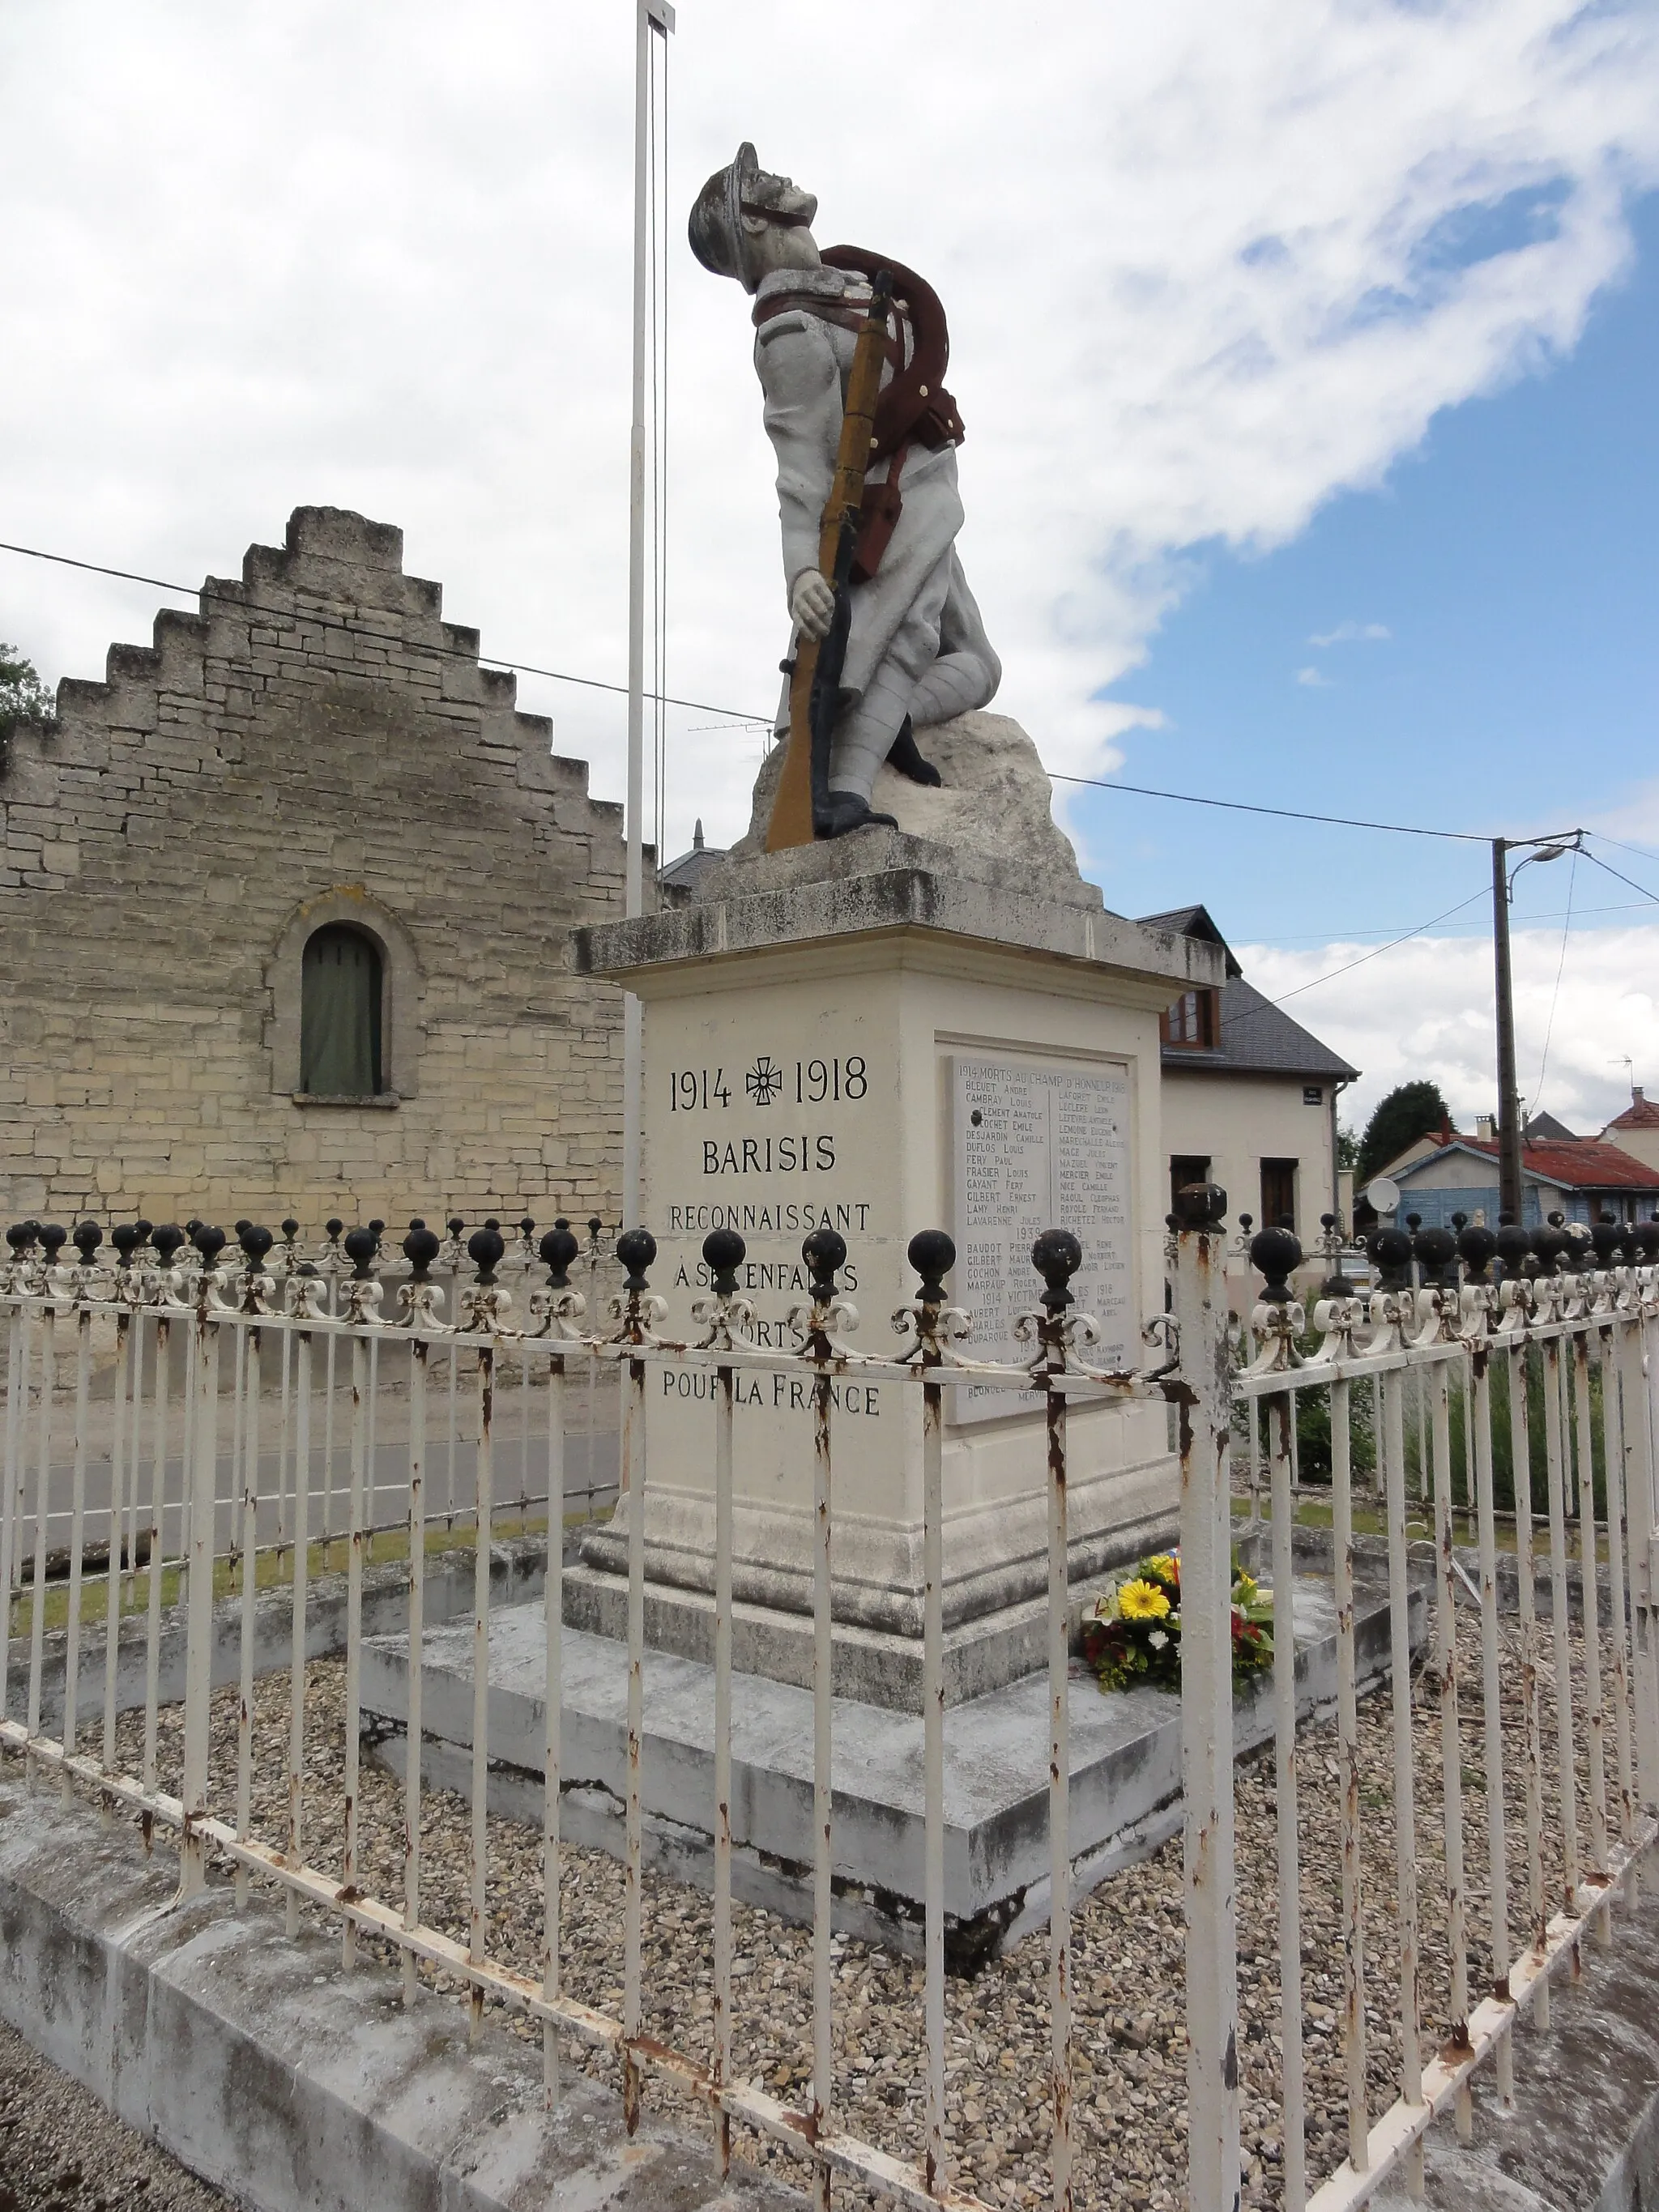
766;268;894;850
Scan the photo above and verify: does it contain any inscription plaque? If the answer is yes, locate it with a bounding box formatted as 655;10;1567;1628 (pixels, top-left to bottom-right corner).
949;1053;1134;1421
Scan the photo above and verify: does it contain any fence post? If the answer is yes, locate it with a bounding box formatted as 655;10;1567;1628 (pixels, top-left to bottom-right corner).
1172;1183;1240;2212
181;1230;226;1900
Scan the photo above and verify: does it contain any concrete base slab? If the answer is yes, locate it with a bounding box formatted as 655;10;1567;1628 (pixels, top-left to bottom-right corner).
361;1575;1425;1966
0;1766;794;2212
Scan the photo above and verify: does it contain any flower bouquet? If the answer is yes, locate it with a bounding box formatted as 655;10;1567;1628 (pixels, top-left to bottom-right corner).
1080;1549;1273;1693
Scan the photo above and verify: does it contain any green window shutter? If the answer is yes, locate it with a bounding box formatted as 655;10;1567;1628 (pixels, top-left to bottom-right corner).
301;927;382;1096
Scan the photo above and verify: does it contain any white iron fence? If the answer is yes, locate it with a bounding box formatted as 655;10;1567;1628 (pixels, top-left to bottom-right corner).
2;1196;1657;2212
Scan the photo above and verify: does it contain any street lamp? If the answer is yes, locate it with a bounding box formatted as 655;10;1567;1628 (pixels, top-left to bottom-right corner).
1492;830;1582;1222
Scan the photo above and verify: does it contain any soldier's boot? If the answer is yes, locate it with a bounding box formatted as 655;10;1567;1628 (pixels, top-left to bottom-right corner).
885;716;942;786
815;791;899;838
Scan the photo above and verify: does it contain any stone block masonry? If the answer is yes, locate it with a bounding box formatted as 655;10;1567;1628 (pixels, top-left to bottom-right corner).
0;507;632;1227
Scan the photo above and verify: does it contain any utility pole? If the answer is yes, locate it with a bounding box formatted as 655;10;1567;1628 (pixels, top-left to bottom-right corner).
1492;829;1582;1225
1492;838;1521;1222
622;0;675;1230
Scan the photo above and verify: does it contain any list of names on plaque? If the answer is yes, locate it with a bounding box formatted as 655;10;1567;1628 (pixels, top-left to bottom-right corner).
951;1054;1133;1421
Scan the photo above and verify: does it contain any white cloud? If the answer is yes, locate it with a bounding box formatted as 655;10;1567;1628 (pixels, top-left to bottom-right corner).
1294;666;1332;688
1307;620;1392;646
1;1;1656;866
1239;920;1659;1134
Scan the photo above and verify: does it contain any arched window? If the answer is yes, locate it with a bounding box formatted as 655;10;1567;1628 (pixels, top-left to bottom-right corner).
300;925;382;1097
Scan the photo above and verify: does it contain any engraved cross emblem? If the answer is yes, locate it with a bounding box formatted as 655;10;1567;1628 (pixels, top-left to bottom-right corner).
745;1055;784;1107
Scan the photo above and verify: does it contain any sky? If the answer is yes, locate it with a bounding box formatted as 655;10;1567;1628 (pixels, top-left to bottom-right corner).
2;1;1657;1139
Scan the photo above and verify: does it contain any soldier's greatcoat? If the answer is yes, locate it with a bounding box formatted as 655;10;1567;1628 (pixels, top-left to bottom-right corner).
753;262;999;780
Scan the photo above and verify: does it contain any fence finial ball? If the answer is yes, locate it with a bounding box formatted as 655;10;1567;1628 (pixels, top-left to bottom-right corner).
1412;1224;1457;1289
344;1226;379;1277
192;1224;228;1268
802;1226;847;1301
403;1222;442;1280
1494;1221;1532;1279
38;1222;69;1262
240;1223;275;1266
72;1219;103;1263
1590;1217;1623;1268
702;1226;746;1296
616;1227;657;1294
1531;1222;1571;1276
1367;1225;1410;1292
1249;1223;1303;1302
467;1222;506;1285
151;1223;186;1265
539;1223;581;1289
907;1229;955;1305
1173;1181;1228;1232
1030;1227;1081;1311
1457;1221;1498;1281
1635;1221;1659;1264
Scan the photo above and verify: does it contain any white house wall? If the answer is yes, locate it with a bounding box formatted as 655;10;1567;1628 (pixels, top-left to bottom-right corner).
1160;1067;1337;1246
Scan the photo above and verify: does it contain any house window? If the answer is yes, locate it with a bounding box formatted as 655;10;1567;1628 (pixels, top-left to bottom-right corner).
1160;988;1219;1049
301;925;382;1097
1260;1157;1298;1230
1171;1155;1212;1214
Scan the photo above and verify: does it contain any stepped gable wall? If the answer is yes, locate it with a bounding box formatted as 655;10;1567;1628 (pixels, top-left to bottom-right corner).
0;505;628;1226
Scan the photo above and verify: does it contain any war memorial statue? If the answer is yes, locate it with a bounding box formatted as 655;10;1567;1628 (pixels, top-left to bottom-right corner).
689;142;1001;842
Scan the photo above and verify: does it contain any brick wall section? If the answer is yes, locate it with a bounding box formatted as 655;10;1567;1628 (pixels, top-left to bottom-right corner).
0;507;629;1225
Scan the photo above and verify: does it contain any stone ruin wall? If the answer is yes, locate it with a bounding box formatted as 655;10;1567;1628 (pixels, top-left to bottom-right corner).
0;507;631;1232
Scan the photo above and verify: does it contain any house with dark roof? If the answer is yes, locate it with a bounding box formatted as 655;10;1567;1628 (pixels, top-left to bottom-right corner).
657;819;724;902
1137;905;1359;1242
1384;1131;1659;1230
1601;1087;1659;1177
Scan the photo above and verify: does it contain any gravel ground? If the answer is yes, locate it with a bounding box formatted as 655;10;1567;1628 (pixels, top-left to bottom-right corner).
92;1598;1629;2212
0;2013;230;2212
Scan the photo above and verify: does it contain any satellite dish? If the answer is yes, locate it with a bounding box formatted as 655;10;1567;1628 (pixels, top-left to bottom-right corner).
1365;1175;1401;1216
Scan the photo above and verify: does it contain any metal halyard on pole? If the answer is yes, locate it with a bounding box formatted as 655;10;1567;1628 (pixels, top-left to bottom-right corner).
623;0;675;1230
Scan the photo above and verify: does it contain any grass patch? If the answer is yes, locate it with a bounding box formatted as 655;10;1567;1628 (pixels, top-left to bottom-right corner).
5;1511;568;1639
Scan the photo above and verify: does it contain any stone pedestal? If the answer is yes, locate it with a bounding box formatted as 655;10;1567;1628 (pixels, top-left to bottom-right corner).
567;826;1224;1711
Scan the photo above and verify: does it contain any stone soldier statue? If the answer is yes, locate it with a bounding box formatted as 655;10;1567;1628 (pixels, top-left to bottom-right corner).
689;143;1001;837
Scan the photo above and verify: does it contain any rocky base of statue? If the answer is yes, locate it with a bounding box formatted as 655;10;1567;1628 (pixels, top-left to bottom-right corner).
720;710;1085;888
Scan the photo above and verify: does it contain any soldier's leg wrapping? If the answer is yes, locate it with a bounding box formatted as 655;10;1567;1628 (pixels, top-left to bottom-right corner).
907;553;1001;727
828;554;951;803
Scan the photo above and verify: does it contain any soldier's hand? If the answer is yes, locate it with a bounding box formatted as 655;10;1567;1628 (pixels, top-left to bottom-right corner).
790;570;835;642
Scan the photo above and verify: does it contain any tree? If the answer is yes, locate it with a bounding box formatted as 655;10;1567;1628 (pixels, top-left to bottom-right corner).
0;642;56;757
1335;1123;1360;1171
1356;1079;1450;1188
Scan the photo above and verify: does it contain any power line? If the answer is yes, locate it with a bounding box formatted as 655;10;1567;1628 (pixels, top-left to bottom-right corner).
1530;849;1578;1111
1247;896;1657;945
0;537;768;726
1265;886;1491;1005
3;532;1644;859
1047;767;1491;843
1580;844;1659;906
1588;831;1659;868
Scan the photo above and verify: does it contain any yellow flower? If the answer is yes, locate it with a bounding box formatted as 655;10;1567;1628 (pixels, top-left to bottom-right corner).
1118;1578;1171;1622
1145;1554;1179;1583
1232;1571;1258;1603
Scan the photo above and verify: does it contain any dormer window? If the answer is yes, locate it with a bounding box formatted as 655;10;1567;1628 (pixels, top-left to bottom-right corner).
1161;988;1219;1050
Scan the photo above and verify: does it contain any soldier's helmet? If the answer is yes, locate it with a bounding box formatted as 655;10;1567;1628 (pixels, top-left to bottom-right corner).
689;141;761;286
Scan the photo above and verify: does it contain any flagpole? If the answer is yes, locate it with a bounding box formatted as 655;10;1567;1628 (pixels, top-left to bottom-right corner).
621;0;653;1231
